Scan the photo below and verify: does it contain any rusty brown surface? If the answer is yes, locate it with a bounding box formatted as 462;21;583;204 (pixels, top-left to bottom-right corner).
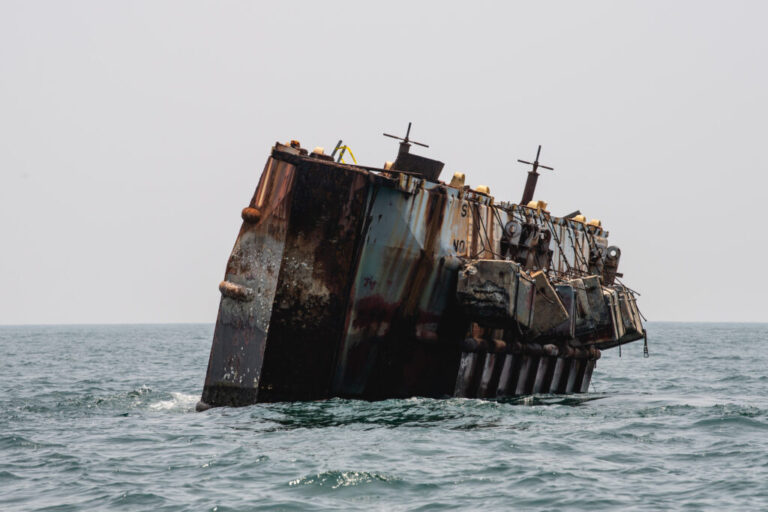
332;180;465;399
256;158;372;402
201;156;296;407
199;140;644;408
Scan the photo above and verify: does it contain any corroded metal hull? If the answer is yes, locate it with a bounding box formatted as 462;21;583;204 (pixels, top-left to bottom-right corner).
198;142;644;409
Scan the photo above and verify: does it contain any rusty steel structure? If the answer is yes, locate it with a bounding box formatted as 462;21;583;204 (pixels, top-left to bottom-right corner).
197;130;645;410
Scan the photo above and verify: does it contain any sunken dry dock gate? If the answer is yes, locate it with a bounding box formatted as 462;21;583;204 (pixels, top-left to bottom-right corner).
197;128;645;410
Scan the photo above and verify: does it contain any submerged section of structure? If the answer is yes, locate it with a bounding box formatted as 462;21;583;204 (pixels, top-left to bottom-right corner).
198;140;645;409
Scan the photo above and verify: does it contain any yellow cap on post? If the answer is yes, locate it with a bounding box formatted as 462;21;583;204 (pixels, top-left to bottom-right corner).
449;172;466;188
526;200;548;211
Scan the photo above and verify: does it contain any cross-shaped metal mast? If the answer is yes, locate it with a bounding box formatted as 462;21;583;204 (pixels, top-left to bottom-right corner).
383;122;428;157
517;145;554;206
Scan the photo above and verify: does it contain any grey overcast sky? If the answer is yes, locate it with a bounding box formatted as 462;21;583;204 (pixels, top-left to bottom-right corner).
1;1;766;324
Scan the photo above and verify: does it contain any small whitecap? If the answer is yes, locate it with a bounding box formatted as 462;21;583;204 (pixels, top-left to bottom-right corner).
289;470;397;489
149;392;199;411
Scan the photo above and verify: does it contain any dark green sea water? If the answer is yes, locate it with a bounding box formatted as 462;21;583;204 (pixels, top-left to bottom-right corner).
2;323;767;511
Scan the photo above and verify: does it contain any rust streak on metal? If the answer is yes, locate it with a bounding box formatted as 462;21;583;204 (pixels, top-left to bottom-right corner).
197;136;644;409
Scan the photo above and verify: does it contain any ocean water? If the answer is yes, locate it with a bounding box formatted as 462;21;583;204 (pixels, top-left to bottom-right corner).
2;323;767;511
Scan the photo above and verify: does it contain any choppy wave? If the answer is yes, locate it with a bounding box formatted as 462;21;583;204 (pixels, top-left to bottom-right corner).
289;471;400;489
2;323;768;510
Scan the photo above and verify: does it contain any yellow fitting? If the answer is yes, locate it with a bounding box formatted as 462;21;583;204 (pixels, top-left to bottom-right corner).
338;146;357;164
449;172;466;188
526;200;548;211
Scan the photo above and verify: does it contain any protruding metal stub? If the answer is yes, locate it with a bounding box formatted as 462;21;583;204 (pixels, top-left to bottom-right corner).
383;122;444;181
331;140;343;158
518;145;554;206
332;140;349;163
241;207;262;224
219;280;255;302
643;329;649;358
383;122;429;149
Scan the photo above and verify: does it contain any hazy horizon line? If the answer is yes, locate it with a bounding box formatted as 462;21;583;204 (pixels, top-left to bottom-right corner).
1;320;766;328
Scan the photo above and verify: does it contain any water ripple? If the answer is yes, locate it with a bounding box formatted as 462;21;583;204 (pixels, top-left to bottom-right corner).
1;323;768;510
